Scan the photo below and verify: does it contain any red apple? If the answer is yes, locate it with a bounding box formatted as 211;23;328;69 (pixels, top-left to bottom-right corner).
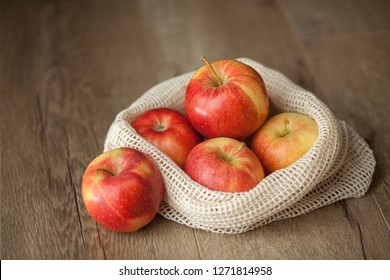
251;112;319;174
184;137;265;192
131;108;203;169
82;147;165;232
185;56;269;141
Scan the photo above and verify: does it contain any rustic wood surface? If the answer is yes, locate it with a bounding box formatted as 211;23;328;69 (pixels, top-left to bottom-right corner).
1;0;389;260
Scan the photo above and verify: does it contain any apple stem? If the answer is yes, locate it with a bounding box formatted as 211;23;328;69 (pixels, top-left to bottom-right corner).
97;168;115;176
201;56;223;86
237;142;247;153
231;142;246;158
283;117;289;136
222;142;247;162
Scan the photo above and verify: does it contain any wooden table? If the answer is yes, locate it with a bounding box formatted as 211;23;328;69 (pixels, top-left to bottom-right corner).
1;0;389;260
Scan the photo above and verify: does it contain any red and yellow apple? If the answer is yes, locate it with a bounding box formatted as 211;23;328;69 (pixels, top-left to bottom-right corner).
184;137;265;192
251;112;319;174
185;57;269;141
82;147;165;232
131;108;203;169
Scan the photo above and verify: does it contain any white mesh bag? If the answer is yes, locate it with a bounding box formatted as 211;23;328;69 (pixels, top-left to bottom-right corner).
104;58;376;234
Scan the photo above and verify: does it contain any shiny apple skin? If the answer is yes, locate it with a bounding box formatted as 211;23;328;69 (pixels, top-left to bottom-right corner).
82;147;165;232
184;137;265;192
185;59;269;141
251;112;319;174
131;108;203;169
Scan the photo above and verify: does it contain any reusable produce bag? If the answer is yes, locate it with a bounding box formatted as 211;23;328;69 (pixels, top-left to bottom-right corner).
104;58;376;234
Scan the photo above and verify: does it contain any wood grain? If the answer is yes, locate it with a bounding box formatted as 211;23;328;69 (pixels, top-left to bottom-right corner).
1;0;389;259
279;0;390;259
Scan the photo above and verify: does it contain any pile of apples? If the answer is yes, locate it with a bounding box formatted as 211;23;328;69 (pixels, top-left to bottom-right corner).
82;57;318;232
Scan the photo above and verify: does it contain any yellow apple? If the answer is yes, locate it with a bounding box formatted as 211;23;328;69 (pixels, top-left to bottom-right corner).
251;112;318;174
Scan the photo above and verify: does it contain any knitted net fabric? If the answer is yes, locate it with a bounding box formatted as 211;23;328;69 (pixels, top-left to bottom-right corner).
104;58;376;234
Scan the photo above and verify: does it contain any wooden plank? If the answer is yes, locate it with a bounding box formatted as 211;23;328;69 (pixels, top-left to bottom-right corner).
0;0;96;259
296;33;390;258
95;216;201;259
342;191;390;259
195;203;366;259
0;0;201;260
278;0;390;39
54;0;200;259
2;0;389;260
279;0;390;259
182;0;319;93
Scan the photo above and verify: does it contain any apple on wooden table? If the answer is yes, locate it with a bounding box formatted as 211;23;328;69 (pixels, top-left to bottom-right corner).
82;147;165;232
131;108;203;169
251;112;319;174
184;137;265;192
185;56;269;141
